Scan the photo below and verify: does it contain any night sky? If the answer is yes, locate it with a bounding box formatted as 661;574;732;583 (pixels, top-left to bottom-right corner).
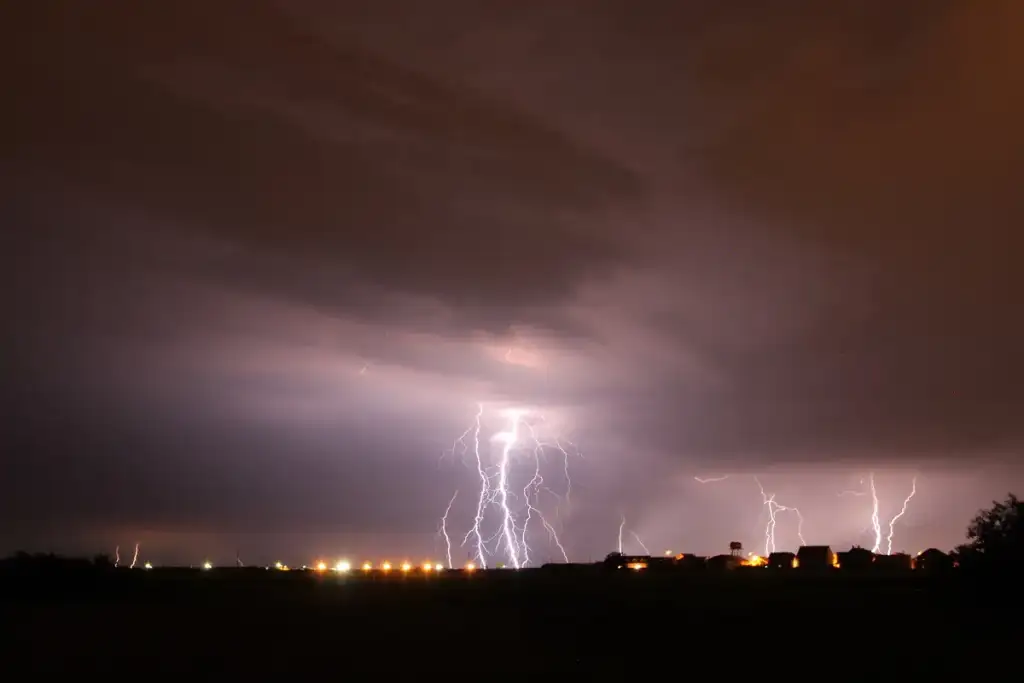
3;1;1023;566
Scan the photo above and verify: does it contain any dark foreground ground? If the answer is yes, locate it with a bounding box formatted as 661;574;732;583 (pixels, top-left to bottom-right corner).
5;568;1022;673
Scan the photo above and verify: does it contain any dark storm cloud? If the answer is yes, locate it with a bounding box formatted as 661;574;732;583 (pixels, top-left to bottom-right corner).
3;0;1023;560
5;0;639;323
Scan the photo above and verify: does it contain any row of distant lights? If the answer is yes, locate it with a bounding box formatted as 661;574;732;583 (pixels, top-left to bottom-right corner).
189;561;480;573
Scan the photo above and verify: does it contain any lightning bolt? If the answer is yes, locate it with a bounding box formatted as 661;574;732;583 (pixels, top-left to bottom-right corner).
129;543;139;569
754;477;805;556
865;472;884;553
114;545;120;568
616;514;649;554
696;475;805;556
630;531;650;555
439;490;458;569
885;476;918;556
520;427;569;566
459;403;488;568
447;404;576;568
694;475;730;484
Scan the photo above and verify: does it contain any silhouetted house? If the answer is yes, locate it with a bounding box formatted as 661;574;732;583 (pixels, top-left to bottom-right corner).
645;556;677;572
914;548;953;573
796;545;838;571
836;546;875;571
767;552;797;569
542;562;600;574
603;553;651;570
873;552;913;572
707;554;744;571
674;554;707;570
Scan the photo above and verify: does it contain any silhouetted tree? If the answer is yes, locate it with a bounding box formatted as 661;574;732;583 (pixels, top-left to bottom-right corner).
956;493;1022;571
93;553;113;568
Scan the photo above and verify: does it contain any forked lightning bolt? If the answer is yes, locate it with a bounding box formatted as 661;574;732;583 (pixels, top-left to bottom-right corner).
755;477;805;556
616;514;649;554
867;472;919;554
885;476;917;555
695;475;805;556
444;404;575;568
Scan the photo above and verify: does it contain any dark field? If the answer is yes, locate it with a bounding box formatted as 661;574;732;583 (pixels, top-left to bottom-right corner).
6;568;1021;673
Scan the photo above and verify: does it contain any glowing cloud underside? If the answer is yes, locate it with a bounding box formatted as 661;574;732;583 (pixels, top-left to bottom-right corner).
440;404;575;568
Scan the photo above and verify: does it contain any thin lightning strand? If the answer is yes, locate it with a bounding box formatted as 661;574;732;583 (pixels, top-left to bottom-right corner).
440;490;458;569
694;475;730;484
495;418;521;569
616;514;648;555
630;531;650;555
520;429;569;565
698;475;805;556
869;473;883;553
114;545;120;568
617;514;625;554
460;404;489;569
129;543;139;569
885;476;918;556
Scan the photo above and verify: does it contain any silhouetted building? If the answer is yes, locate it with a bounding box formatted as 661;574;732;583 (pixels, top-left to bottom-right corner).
603;552;650;570
707;554;744;571
873;553;913;572
836;546;874;571
645;556;678;571
767;552;797;569
674;554;707;570
914;548;953;572
796;545;838;570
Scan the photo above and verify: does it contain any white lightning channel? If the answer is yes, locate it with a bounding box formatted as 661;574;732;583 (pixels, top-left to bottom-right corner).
754;479;805;555
114;545;120;568
448;404;576;568
885;476;918;556
439;490;458;569
697;475;805;556
460;404;489;569
520;424;569;566
616;514;649;555
129;543;139;569
617;514;625;554
869;473;883;553
630;531;650;555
